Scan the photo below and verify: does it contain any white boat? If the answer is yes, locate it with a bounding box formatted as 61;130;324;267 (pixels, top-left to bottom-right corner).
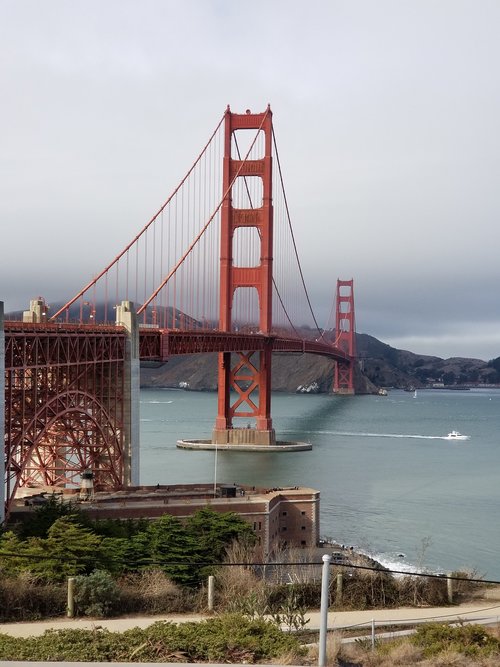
445;430;469;440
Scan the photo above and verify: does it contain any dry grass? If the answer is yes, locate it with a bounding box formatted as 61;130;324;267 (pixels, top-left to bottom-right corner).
306;631;343;665
268;545;323;585
119;568;194;614
340;633;500;667
215;540;268;614
451;570;487;601
418;649;500;666
272;648;308;665
134;567;180;597
0;570;66;620
215;567;268;615
342;639;450;666
214;551;482;618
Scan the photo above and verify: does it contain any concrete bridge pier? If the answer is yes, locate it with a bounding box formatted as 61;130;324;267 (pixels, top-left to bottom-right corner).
116;301;140;486
212;427;276;446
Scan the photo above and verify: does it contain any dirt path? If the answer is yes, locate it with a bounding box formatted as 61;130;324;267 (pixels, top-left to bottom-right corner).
3;599;500;638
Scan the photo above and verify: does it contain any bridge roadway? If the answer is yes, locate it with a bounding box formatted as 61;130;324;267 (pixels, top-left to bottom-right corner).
139;327;350;362
3;320;349;363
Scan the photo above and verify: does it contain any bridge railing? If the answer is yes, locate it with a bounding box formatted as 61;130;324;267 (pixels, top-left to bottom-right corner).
138;328;349;362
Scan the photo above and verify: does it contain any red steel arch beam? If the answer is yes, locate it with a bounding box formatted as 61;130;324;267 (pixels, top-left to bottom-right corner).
213;106;275;444
6;391;123;506
333;279;356;394
4;323;126;517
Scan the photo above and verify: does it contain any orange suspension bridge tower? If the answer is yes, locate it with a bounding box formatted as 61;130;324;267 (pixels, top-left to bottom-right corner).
1;105;357;519
213;106;276;446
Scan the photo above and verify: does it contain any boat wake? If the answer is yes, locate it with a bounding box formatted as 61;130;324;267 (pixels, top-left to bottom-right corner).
290;430;466;440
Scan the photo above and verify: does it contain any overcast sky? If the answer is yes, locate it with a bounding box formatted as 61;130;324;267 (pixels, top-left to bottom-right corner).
2;0;499;360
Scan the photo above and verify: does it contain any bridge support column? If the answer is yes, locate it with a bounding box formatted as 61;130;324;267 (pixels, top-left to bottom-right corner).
212;346;276;445
333;279;356;395
213;106;276;446
334;361;355;395
116;301;140;486
0;302;4;523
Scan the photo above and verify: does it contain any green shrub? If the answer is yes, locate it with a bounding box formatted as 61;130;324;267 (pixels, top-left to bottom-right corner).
267;582;322;610
17;495;89;539
74;570;120;617
0;614;303;663
412;622;500;658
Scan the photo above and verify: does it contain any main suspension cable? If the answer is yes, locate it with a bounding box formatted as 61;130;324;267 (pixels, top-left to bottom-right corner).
51;112;227;321
272;127;323;338
138;109;271;315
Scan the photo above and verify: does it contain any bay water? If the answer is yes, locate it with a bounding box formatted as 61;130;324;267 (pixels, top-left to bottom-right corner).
140;387;500;579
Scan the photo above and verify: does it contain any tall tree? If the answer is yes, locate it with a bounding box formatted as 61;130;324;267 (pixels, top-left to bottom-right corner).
186;508;255;564
42;517;103;580
146;514;199;586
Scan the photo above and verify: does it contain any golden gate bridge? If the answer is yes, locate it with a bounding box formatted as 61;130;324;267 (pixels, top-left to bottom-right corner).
1;106;356;518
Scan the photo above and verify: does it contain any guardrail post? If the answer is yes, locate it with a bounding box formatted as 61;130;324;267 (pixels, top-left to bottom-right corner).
208;575;215;611
318;554;331;667
447;574;453;603
67;577;75;618
335;572;343;606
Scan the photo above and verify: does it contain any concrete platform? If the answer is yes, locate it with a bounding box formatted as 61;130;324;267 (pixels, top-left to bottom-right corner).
177;439;312;451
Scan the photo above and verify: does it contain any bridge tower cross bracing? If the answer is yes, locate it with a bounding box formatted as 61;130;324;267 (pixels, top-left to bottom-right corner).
333;279;356;395
213;106;276;446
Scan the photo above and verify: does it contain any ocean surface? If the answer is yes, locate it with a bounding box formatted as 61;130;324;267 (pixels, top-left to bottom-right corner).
139;387;500;579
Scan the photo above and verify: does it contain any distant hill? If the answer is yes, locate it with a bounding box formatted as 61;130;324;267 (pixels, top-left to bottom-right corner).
6;301;499;393
141;351;378;394
141;333;500;394
356;333;500;390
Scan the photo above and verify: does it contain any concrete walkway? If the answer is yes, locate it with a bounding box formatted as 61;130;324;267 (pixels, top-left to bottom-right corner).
2;601;500;637
318;601;500;630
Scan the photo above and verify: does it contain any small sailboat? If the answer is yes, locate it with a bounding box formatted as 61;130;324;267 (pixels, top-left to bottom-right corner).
413;389;417;398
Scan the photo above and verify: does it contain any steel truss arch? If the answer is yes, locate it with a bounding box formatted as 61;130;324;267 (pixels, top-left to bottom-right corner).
4;323;127;517
7;389;123;505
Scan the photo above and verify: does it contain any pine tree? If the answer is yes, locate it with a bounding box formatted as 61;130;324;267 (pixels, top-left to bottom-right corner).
42;517;102;580
146;514;200;586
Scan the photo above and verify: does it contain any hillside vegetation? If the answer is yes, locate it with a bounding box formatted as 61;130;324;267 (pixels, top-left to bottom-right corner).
141;333;500;394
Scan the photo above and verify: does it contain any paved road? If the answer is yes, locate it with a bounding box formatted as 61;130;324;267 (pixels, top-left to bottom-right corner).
2;601;500;637
3;603;500;667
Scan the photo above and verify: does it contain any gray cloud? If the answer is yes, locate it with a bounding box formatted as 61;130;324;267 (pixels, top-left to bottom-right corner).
2;0;499;360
